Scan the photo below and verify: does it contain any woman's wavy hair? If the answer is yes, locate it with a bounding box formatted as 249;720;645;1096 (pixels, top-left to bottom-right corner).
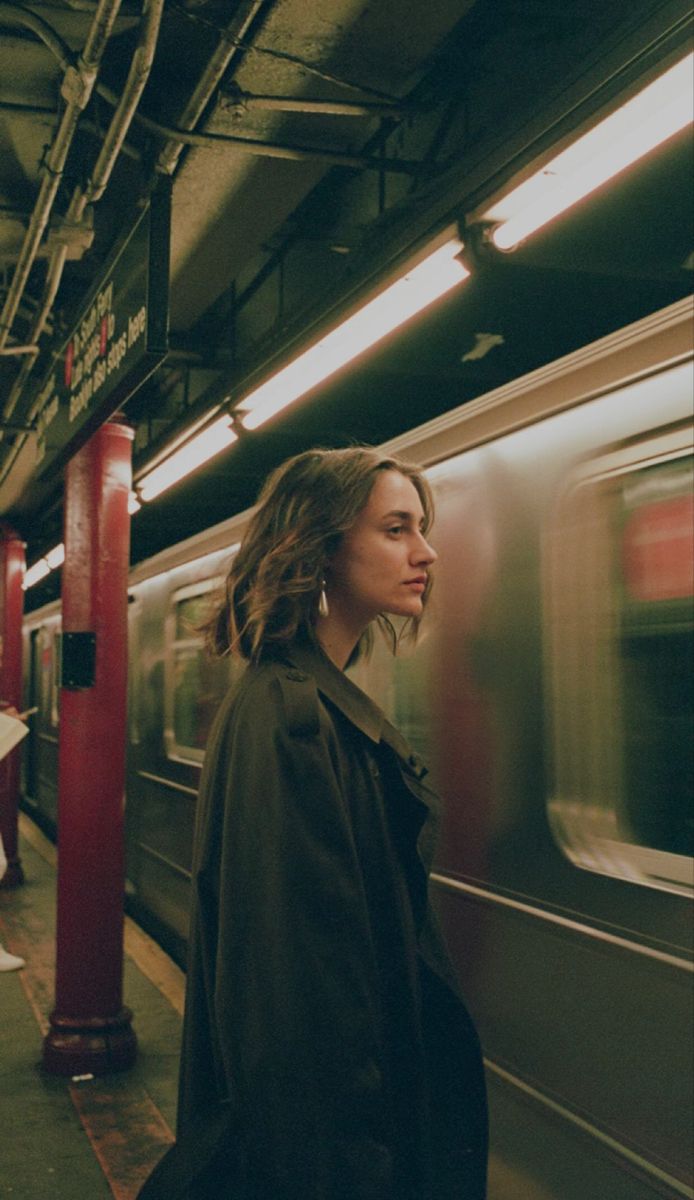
203;445;434;663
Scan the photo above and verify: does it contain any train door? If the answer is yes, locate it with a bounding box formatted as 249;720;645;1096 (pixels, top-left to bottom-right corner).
22;618;60;830
23;629;41;802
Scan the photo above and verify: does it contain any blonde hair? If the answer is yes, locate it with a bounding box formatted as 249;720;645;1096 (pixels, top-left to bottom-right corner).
204;446;434;662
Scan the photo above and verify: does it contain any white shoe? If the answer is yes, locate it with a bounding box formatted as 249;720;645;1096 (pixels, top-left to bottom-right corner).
0;946;25;971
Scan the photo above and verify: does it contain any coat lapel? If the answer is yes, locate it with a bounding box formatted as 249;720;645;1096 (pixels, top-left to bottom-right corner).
285;640;437;817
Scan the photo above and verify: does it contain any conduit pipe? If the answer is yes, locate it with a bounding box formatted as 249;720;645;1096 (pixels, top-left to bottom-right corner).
0;0;164;432
70;0;164;211
0;99;60;117
222;90;407;118
0;101;141;161
107;101;423;172
0;0;122;356
154;0;268;178
0;3;73;71
0;0;265;456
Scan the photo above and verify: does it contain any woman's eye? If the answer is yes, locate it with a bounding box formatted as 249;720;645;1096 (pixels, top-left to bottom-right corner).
387;525;404;536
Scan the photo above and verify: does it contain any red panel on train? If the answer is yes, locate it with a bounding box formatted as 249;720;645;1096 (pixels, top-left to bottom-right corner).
623;493;694;602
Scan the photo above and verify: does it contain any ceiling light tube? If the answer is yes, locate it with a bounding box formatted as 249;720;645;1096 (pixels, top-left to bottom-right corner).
23;543;64;589
45;543;65;570
482;53;694;251
239;234;469;431
137;416;238;502
23;557;51;590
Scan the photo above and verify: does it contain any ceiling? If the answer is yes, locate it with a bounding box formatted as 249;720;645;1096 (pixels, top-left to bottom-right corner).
1;0;691;612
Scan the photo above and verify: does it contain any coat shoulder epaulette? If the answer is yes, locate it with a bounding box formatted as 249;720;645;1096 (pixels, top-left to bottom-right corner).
276;667;321;737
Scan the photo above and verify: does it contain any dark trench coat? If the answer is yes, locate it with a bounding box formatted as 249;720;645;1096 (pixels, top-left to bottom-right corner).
139;639;487;1199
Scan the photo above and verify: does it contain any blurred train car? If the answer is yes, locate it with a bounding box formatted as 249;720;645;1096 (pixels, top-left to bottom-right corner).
22;295;694;1200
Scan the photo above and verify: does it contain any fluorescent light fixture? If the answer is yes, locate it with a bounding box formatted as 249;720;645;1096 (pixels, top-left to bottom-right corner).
23;542;64;589
45;543;65;570
23;557;51;590
137;416;237;502
482;53;694;251
239;235;469;431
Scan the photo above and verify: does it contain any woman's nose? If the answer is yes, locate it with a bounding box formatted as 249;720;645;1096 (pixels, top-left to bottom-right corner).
413;532;437;565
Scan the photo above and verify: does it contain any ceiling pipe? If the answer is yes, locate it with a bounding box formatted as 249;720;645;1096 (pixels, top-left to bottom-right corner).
0;6;415;175
0;0;265;476
0;3;73;70
0;102;141;163
221;91;408;118
0;0;420;488
102;100;424;172
0;0;123;357
70;0;165;211
0;0;165;438
61;0;140;11
149;1;414;178
0;99;58;117
155;0;269;179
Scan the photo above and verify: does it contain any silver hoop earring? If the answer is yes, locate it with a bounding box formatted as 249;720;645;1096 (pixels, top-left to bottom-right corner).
318;580;329;618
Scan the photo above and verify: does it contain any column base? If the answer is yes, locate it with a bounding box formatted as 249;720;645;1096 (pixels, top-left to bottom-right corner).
0;856;25;888
42;1007;137;1076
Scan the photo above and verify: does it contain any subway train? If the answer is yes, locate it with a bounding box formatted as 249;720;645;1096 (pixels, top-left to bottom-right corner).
22;295;694;1200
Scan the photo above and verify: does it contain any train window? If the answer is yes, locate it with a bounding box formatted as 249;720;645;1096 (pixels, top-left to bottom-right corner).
164;579;233;764
127;596;142;746
545;420;693;896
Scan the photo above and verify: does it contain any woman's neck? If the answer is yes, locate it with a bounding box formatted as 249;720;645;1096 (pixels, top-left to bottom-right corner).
315;614;364;671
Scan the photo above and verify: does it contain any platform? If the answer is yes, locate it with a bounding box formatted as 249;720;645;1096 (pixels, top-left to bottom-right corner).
0;816;183;1199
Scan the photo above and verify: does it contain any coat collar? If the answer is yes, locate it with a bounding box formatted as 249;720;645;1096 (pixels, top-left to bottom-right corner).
284;639;430;783
285;639;384;744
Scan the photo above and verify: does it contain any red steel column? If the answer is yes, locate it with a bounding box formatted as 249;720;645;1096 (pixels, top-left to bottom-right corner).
0;524;26;889
43;419;137;1075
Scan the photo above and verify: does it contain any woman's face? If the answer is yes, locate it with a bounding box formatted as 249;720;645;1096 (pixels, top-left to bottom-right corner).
328;470;437;625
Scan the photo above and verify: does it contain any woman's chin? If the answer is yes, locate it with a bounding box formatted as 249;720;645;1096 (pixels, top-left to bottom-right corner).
384;599;423;620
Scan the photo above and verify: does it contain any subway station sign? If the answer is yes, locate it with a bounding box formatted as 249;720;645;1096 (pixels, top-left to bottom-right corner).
34;186;170;480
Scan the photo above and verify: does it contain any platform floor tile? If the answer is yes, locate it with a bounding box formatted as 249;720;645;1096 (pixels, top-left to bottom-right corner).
0;822;184;1199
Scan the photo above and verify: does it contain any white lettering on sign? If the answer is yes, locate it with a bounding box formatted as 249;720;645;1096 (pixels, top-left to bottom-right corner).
93;358;107;393
82;331;100;375
97;282;113;317
69;375;93;421
63;285;148;424
128;306;146;348
107;332;128;376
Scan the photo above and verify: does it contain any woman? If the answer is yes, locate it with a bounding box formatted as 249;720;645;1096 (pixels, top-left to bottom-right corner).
0;824;25;969
140;447;487;1199
0;706;26;971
